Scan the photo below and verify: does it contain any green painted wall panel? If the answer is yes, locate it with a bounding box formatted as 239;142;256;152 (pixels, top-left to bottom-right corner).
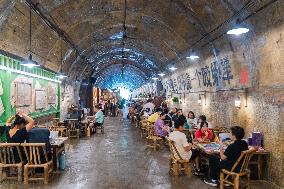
0;54;60;125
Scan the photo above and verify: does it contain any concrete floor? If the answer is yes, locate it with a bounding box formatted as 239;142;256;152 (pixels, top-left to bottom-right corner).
0;117;273;189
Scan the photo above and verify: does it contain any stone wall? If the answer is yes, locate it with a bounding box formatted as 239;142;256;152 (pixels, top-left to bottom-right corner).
163;4;284;188
60;80;80;120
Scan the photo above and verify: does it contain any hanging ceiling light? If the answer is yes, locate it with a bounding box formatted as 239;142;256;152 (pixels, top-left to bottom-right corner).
186;49;199;60
152;77;158;80
186;55;199;60
56;39;68;79
169;66;177;71
158;73;166;77
21;1;40;68
227;19;249;35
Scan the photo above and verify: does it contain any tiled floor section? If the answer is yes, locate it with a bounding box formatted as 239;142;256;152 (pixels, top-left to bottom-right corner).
0;117;274;189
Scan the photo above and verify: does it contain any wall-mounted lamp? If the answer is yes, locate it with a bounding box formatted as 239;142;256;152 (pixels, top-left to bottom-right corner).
198;95;202;104
235;96;241;108
234;88;248;108
198;92;206;105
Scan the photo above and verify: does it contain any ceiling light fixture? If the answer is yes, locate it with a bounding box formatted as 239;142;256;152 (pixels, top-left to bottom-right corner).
56;38;68;79
21;1;40;68
152;77;158;80
169;66;177;71
158;73;165;77
186;55;200;60
227;19;249;35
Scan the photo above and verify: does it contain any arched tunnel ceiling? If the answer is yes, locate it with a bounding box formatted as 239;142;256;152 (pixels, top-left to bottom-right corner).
0;0;267;89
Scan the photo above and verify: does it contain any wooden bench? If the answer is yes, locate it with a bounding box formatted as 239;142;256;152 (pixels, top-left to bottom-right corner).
0;143;23;182
21;143;53;184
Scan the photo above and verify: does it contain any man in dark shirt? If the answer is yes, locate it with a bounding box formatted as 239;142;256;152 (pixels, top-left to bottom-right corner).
204;126;248;187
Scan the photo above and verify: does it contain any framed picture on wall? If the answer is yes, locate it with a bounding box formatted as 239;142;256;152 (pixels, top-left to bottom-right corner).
35;89;47;110
15;82;32;107
47;84;57;104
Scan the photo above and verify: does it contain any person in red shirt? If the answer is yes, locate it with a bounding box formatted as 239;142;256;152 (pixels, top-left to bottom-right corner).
195;121;212;143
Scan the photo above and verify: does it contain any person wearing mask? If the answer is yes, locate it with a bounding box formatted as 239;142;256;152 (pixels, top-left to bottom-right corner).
169;119;201;175
187;111;197;129
148;108;162;123
6;110;35;143
154;113;170;137
195;121;213;143
204;126;248;187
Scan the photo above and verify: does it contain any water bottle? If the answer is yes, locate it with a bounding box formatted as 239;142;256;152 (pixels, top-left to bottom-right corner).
59;152;66;170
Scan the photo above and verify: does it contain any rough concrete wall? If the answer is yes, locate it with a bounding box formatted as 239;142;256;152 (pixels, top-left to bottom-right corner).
60;80;80;120
163;4;284;187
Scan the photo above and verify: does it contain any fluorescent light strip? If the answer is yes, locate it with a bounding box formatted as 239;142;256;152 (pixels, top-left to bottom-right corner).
0;65;61;83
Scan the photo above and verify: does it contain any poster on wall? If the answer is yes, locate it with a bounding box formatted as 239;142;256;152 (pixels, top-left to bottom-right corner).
47;83;57;104
15;82;32;107
35;89;47;110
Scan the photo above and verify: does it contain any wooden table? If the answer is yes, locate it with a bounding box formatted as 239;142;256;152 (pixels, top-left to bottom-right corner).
194;142;270;180
50;137;69;170
183;128;196;139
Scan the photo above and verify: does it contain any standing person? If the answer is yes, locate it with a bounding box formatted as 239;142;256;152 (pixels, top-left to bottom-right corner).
143;99;155;115
6;111;35;143
204;126;248;187
117;98;125;121
104;101;109;117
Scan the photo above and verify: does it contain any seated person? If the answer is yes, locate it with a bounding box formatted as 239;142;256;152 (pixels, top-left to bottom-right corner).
87;105;104;133
154;113;170;137
6;111;35;143
195;121;213;143
197;115;213;129
169;119;202;175
5;111;35;163
27;127;52;162
140;110;149;119
204;126;248;187
163;109;172;127
186;111;197;129
148;108;162;123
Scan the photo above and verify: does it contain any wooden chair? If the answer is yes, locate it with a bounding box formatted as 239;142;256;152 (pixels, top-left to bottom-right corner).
166;137;192;176
140;120;148;138
67;121;80;139
0;143;23;182
49;126;68;137
21;143;53;184
146;124;163;151
96;123;104;134
220;148;256;189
